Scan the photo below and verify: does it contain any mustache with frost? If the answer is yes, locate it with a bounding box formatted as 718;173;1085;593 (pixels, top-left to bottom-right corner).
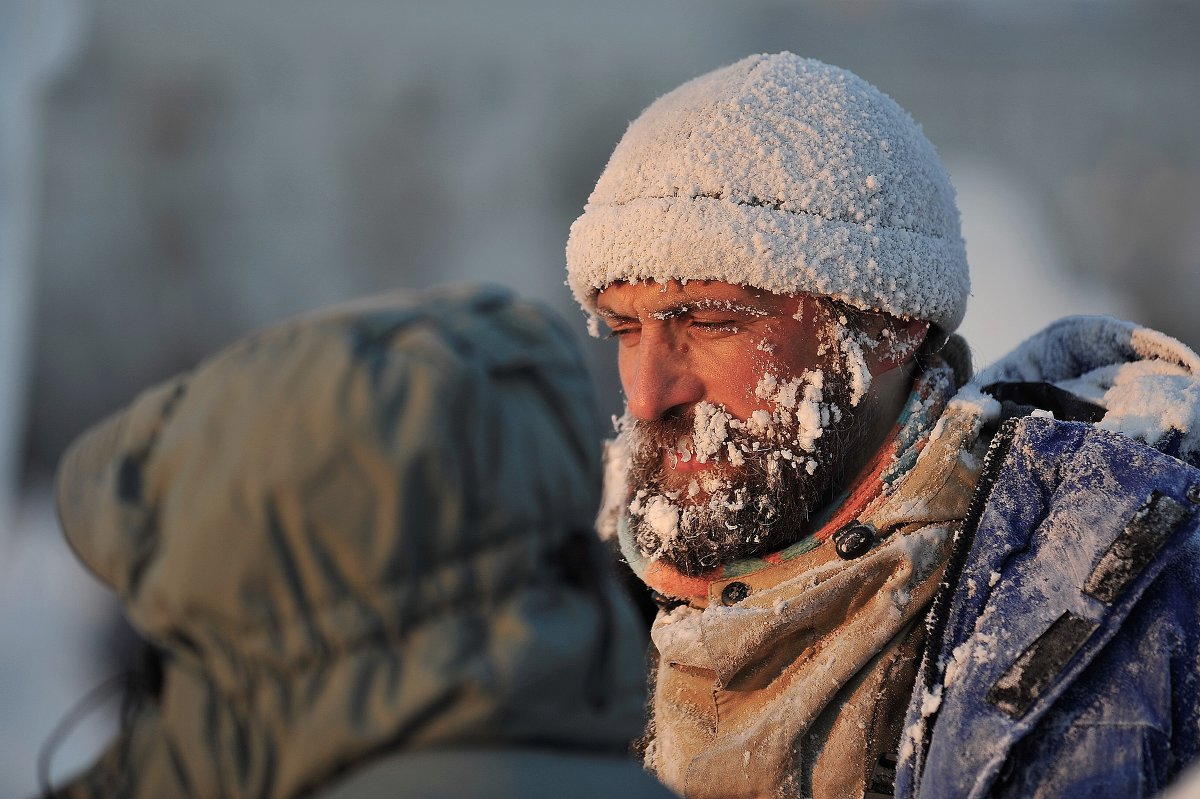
618;370;865;577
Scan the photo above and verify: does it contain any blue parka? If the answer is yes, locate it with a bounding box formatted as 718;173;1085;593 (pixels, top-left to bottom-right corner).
898;317;1200;798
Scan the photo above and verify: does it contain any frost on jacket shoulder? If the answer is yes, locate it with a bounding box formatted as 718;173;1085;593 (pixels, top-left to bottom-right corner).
51;285;670;799
966;314;1200;466
898;315;1200;798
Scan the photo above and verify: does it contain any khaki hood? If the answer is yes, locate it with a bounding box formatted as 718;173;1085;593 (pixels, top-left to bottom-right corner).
56;285;649;798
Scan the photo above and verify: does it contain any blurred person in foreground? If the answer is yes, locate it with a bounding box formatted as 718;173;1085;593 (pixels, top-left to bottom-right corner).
47;285;676;799
567;52;1200;798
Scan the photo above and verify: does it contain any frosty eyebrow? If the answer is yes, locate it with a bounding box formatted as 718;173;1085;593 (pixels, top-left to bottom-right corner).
593;306;639;325
683;299;771;317
594;299;772;323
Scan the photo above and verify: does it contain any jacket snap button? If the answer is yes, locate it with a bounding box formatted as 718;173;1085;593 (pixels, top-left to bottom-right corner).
1187;484;1200;505
721;581;751;606
834;522;876;560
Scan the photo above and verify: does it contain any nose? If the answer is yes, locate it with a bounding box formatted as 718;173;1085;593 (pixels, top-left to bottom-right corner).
621;330;703;422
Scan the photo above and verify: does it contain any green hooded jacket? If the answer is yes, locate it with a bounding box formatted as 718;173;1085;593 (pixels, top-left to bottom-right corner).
52;285;672;799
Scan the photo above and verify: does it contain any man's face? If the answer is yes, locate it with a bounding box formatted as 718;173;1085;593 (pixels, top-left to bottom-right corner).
595;280;918;575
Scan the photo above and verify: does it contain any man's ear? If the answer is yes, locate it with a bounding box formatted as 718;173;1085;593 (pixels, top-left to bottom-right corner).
868;318;929;375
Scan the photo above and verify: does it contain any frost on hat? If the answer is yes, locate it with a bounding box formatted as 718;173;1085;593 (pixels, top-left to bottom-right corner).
566;52;970;332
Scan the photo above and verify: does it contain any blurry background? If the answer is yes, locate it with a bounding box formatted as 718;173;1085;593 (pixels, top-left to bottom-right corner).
2;0;1198;793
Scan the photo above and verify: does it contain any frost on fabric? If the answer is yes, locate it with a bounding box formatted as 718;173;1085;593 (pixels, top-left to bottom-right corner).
898;723;919;764
975;315;1196;391
923;387;998;458
920;684;943;716
971;315;1200;461
898;683;944;764
565;52;970;332
658;602;701;626
895;524;949;577
942;632;1000;689
1060;360;1200;460
650;603;709;667
1131;325;1200;373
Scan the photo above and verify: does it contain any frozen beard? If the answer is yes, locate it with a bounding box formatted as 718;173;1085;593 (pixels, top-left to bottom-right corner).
620;324;878;576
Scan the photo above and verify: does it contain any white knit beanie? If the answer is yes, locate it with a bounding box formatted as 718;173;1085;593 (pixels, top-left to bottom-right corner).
566;53;970;332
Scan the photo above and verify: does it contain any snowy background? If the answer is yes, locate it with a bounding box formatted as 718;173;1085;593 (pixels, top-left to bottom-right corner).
3;0;1199;794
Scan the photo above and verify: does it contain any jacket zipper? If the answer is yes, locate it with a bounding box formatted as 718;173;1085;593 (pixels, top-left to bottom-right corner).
907;416;1020;792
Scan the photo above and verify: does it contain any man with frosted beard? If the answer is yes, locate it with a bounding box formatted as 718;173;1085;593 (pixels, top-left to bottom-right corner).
567;52;1200;799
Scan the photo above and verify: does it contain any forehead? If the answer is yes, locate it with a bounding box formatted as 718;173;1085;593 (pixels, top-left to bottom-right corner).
595;280;790;316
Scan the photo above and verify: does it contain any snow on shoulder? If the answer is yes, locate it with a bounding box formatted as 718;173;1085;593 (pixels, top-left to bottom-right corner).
972;315;1200;460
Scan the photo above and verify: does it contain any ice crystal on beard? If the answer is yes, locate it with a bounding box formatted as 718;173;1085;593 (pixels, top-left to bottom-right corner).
692;401;733;463
619;321;869;573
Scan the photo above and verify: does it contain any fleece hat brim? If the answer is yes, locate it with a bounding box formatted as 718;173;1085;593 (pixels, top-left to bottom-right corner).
566;53;970;332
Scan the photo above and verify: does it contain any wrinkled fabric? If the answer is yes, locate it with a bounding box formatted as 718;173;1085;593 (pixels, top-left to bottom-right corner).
53;285;670;799
629;314;1200;798
897;418;1200;799
645;404;982;799
311;749;676;799
638;363;985;799
896;316;1200;798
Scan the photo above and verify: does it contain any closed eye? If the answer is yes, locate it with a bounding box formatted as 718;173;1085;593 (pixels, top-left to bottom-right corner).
691;319;740;334
604;324;642;344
